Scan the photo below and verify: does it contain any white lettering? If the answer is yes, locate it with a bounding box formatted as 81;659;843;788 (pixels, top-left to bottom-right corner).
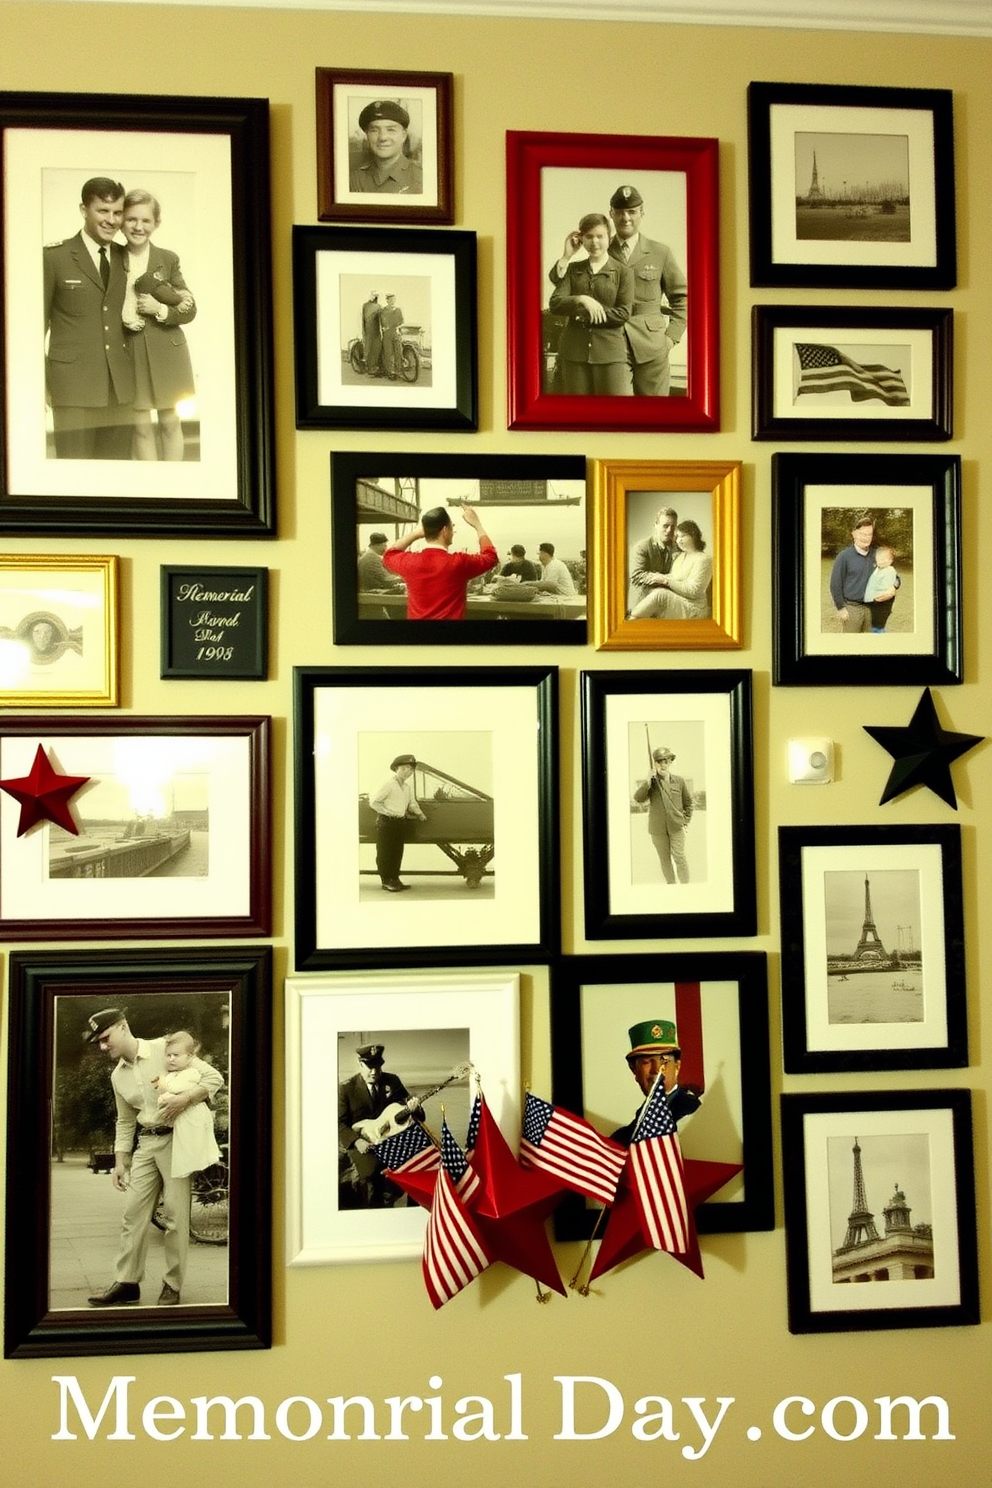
821;1396;869;1442
424;1377;448;1441
874;1395;954;1441
631;1396;679;1443
554;1375;624;1440
142;1397;185;1442
274;1397;322;1441
384;1395;423;1441
772;1395;816;1442
504;1372;527;1441
176;583;254;603
325;1396;380;1441
190;1395;271;1441
52;1375;136;1441
681;1396;735;1460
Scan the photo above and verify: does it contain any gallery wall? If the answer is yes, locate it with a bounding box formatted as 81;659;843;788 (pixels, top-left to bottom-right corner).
1;3;990;1483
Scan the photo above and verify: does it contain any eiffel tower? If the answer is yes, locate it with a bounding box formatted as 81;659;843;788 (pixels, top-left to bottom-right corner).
807;150;824;201
853;872;889;963
839;1137;881;1250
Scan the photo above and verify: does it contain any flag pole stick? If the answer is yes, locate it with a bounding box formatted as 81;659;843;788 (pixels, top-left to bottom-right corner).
569;1205;607;1295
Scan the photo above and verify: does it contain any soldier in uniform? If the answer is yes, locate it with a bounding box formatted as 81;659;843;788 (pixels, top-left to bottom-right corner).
608;184;688;397
379;292;405;380
360;290;383;376
350;100;424;195
610;1018;702;1145
633;745;693;884
43;177;135;459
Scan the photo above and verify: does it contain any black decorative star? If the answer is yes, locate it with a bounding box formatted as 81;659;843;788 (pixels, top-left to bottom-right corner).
864;689;984;808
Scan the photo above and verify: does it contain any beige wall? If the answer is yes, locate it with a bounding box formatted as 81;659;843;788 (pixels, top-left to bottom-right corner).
2;4;990;1482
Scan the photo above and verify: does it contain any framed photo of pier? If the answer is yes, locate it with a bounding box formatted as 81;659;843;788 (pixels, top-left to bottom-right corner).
747;82;956;290
331;450;587;646
781;1089;979;1335
752;306;953;443
0;90;275;536
580;669;756;941
0;715;271;940
550;952;774;1244
772;451;963;688
778;824;967;1073
0;553;119;707
292;224;477;432
285;968;519;1267
293;665;559;969
4;944;272;1358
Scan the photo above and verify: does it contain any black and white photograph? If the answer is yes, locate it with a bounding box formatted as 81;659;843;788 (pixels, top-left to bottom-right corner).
316;68;454;224
581;669;756;940
0;554;118;706
336;1026;471;1211
286;969;519;1266
292;224;477;431
778;824;966;1073
773;452;962;687
332;451;587;645
752;306;952;442
781;1090;978;1334
0;92;275;535
0;716;271;940
624;490;714;623
748;82;956;290
294;666;559;968
5;945;271;1358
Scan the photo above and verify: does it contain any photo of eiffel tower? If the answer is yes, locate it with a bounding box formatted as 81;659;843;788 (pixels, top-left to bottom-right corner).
831;1134;934;1284
823;865;923;1026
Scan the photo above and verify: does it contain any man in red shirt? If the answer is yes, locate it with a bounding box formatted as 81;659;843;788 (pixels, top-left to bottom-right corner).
383;504;498;620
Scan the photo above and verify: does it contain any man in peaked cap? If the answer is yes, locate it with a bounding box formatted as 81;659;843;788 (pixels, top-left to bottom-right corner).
82;1006;224;1308
350;99;424;195
608;183;687;397
338;1042;423;1207
633;745;694;884
610;1018;702;1146
360;289;383;377
368;752;428;891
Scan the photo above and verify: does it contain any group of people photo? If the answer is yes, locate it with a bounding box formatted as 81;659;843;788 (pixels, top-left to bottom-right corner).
43;175;198;462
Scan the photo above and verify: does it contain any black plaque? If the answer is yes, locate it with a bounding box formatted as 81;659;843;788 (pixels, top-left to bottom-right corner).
161;566;268;680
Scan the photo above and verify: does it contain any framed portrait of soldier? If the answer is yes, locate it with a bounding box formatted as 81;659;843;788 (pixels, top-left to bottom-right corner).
0;91;274;536
316;68;454;225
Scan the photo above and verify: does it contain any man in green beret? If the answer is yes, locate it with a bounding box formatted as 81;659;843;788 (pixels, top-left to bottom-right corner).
350;99;424;195
610;1018;701;1145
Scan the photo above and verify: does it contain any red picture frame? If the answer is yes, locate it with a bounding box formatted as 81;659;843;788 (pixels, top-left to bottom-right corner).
506;131;719;434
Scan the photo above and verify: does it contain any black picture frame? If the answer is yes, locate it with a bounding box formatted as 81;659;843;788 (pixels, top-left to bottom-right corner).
5;945;272;1358
778;824;966;1074
773;452;962;687
551;953;774;1242
580;668;756;940
0;91;275;536
781;1089;979;1334
747;81;956;290
293;664;560;968
160;565;268;680
331;451;588;646
752;306;953;442
292;223;477;432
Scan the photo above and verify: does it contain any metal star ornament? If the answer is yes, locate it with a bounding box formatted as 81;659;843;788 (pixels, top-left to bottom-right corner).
864;689;983;808
0;743;90;836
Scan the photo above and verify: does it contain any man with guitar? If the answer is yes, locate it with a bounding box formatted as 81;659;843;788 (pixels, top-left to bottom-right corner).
338;1042;425;1209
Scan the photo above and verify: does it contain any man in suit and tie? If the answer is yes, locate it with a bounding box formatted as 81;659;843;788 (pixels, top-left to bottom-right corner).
338;1042;423;1207
608;184;687;397
43;176;135;458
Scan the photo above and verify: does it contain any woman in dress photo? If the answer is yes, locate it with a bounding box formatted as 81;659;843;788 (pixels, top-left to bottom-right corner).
121;189;197;461
548;212;633;395
629;518;713;620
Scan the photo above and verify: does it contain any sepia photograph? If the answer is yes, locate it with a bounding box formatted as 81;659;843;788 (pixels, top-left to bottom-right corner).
778;824;966;1073
332;451;587;645
5;945;272;1358
0;554;118;706
782;1090;978;1333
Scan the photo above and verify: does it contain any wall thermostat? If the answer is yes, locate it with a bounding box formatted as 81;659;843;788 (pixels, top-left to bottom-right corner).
789;737;834;784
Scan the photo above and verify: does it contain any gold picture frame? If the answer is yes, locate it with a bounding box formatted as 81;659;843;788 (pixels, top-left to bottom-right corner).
592;459;741;651
0;553;119;706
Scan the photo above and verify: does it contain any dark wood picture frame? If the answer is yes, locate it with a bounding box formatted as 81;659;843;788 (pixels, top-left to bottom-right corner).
748;81;956;290
581;668;756;940
506;130;719;433
315;67;454;225
5;944;272;1358
160;565;268;680
0;715;271;939
551;953;774;1241
331;450;588;646
752;305;953;442
294;664;559;968
778;824;967;1074
292;223;477;432
773;451;962;687
0;90;275;536
781;1089;979;1334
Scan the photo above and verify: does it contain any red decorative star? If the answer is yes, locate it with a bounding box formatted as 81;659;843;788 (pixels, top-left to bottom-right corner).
0;743;90;837
589;1155;743;1284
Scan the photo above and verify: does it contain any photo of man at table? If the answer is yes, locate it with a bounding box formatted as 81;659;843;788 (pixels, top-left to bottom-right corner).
353;473;587;622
